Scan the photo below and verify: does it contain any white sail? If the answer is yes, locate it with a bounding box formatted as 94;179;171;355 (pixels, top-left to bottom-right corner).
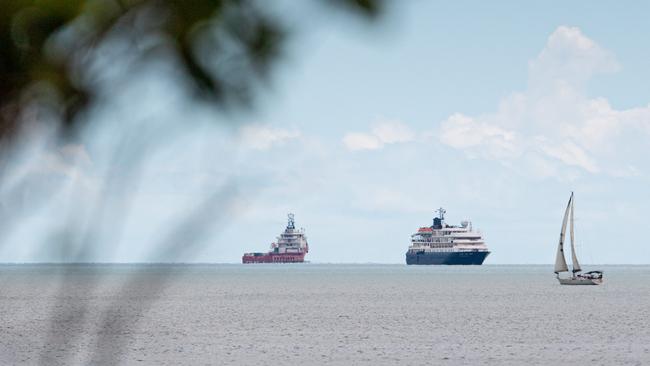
554;194;571;273
569;193;581;273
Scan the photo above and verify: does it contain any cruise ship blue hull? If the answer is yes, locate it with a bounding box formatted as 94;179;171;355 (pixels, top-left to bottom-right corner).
406;251;490;265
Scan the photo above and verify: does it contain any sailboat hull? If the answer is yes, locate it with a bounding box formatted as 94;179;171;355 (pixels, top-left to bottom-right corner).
558;277;602;285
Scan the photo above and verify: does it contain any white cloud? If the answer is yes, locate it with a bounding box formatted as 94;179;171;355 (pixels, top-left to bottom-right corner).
342;133;382;151
439;26;650;177
3;142;96;193
343;119;415;151
537;138;599;173
239;124;301;150
529;26;619;88
371;121;415;144
440;113;520;159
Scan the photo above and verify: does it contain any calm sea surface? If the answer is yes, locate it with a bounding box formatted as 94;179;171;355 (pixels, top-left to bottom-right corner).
1;264;649;365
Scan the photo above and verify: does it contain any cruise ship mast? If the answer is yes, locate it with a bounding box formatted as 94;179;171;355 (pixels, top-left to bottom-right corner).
436;207;446;221
433;207;446;229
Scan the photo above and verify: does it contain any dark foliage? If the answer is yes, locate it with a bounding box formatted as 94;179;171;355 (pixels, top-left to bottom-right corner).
0;0;382;143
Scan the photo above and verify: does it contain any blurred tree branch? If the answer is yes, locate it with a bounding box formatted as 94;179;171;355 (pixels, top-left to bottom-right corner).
1;0;383;144
1;2;385;363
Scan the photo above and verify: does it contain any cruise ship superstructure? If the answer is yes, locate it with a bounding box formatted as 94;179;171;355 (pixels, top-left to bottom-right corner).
406;208;490;265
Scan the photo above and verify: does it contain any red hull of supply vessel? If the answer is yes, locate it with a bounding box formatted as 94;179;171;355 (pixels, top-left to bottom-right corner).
242;213;309;264
242;252;306;263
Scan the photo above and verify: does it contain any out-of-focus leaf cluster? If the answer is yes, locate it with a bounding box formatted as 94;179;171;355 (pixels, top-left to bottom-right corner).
0;0;382;143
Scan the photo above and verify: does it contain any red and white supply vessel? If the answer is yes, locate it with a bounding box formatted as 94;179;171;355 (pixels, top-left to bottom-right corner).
242;213;309;263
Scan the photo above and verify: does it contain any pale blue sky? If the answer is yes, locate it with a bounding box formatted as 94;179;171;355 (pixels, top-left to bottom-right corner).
2;1;649;263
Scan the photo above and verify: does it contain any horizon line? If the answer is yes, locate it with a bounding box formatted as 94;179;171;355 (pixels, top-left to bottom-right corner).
0;262;646;266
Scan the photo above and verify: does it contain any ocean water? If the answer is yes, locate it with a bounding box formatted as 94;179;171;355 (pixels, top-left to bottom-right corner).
1;264;649;365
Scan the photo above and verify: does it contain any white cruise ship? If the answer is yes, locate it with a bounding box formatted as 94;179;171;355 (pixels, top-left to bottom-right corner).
406;208;490;265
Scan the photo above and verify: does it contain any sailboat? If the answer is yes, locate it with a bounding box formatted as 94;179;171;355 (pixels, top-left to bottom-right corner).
554;192;603;285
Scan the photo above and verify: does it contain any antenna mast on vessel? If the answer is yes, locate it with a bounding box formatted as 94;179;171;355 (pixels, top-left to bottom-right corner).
287;213;295;230
433;207;447;228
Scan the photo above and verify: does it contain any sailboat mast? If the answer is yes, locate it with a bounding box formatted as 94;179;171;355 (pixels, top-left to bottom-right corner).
569;192;582;273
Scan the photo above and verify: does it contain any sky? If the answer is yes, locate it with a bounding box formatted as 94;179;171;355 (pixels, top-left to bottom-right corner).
1;1;650;264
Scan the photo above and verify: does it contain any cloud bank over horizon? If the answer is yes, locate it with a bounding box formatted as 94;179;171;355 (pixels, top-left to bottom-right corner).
438;26;649;178
343;26;649;180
